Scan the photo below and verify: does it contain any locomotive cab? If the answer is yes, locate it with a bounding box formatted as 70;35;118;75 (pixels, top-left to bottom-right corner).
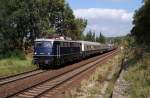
33;39;54;68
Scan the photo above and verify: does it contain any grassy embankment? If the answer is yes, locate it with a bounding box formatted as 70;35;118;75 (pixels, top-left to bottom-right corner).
65;51;124;98
123;48;150;98
0;51;37;77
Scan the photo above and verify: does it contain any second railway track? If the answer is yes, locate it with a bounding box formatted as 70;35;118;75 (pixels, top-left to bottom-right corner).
0;49;118;98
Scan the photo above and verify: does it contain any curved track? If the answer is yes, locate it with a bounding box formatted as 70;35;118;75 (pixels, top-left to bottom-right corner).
13;50;118;98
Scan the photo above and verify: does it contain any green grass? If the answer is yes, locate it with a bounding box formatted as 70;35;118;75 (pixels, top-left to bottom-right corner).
0;57;37;77
124;52;150;98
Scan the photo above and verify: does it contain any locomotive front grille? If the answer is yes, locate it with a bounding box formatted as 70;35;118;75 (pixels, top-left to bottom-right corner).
33;55;54;65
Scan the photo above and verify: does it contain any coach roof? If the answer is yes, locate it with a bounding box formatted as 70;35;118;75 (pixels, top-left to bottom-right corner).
35;38;79;43
78;41;101;46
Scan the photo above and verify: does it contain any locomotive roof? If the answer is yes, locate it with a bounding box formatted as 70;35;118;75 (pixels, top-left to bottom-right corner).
35;38;79;43
35;39;101;46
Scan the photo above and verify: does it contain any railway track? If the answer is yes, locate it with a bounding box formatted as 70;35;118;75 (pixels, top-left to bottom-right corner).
0;69;46;85
0;69;38;80
0;49;118;98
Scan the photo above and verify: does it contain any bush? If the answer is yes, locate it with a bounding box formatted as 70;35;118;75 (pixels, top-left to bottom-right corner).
124;52;150;98
0;49;26;60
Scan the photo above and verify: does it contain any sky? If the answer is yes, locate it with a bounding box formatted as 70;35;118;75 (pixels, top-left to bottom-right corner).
66;0;143;37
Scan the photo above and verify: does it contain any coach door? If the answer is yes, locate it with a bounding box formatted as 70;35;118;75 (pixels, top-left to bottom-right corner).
57;44;60;59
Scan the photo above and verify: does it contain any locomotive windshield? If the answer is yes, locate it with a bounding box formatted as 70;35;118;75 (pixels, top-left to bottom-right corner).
34;41;53;55
35;41;52;48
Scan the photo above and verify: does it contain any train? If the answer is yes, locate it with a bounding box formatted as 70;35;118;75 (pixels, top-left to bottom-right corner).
33;38;114;69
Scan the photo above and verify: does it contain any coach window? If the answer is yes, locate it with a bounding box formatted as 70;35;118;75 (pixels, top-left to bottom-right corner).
66;42;68;47
77;43;80;47
76;43;78;47
78;43;80;47
63;42;67;47
70;42;72;47
60;42;63;47
87;45;89;50
72;42;74;47
73;42;75;47
68;42;70;47
90;45;92;50
74;43;76;47
73;43;75;47
85;45;87;50
67;42;69;47
75;43;78;47
66;42;69;47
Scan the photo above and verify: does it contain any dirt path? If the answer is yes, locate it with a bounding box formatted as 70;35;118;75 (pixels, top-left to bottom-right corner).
112;70;129;98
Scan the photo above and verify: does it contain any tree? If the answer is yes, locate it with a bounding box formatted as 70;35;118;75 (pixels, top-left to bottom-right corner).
97;32;106;43
0;0;51;52
60;4;87;40
0;0;87;55
84;30;96;42
131;0;150;46
75;18;87;40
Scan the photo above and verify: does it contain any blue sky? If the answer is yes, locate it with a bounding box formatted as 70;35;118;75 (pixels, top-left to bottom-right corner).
66;0;143;37
67;0;142;11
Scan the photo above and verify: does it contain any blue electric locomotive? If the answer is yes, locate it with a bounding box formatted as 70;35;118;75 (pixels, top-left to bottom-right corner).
33;39;81;68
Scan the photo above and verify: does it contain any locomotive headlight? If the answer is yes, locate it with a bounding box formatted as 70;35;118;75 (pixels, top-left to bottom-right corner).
48;53;50;55
34;52;37;55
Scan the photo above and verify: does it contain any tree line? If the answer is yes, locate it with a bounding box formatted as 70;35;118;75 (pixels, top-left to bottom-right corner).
0;0;87;55
82;30;106;44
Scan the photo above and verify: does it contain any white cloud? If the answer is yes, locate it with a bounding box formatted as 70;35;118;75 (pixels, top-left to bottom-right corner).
73;8;133;37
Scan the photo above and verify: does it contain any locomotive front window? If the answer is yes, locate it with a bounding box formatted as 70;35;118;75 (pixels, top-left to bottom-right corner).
35;42;52;48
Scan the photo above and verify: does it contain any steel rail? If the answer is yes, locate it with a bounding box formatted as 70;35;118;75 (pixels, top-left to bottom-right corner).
0;69;47;86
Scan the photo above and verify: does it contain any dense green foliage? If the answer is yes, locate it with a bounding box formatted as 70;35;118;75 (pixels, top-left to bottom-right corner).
0;0;87;56
131;0;150;46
